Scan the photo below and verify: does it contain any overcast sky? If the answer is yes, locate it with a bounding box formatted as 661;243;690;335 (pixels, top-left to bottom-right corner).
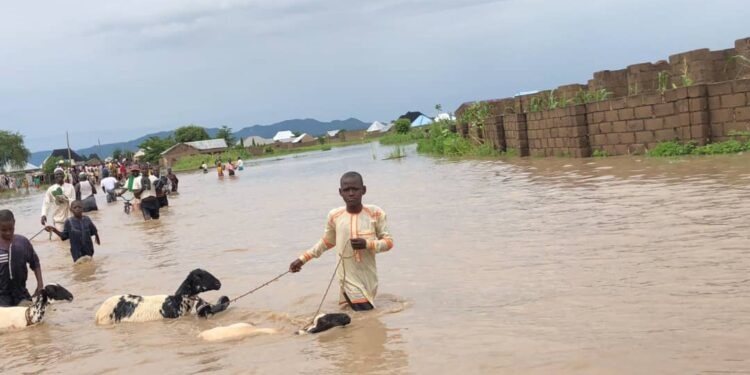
2;0;748;152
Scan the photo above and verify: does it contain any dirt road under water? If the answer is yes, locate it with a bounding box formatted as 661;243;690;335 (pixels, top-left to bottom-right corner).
2;143;750;374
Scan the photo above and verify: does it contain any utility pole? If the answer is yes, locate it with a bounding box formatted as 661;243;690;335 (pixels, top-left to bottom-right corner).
66;131;72;165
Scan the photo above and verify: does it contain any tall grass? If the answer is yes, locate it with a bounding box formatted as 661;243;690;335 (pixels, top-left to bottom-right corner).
415;121;501;157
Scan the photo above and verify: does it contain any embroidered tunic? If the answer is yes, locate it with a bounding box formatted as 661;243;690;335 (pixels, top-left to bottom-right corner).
298;205;393;307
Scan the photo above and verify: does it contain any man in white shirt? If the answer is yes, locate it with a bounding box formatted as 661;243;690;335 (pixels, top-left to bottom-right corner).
132;166;160;220
100;169;119;203
41;170;76;232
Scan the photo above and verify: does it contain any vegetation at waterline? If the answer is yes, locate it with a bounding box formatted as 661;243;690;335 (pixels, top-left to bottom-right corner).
647;131;750;157
170;138;373;172
416;120;500;157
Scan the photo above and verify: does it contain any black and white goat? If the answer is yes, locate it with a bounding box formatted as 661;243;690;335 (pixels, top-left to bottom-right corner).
95;269;230;324
0;284;74;331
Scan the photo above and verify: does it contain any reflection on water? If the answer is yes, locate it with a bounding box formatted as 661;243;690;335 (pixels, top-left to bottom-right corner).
2;144;750;374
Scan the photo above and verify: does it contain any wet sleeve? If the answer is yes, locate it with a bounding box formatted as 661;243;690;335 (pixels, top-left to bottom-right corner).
41;188;52;217
59;220;71;241
88;218;98;236
299;212;337;264
24;238;41;270
367;210;394;253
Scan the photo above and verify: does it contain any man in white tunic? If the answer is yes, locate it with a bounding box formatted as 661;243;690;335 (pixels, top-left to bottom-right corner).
289;171;393;310
40;170;76;232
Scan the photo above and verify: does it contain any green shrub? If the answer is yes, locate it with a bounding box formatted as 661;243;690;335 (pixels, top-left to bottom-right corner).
394;118;411;134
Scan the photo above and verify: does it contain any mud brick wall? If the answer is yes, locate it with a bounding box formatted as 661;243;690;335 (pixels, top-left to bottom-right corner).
481;101;506;149
503;113;529;156
707;79;750;141
526;105;590;157
626;61;670;95
588;69;628;98
585;86;708;155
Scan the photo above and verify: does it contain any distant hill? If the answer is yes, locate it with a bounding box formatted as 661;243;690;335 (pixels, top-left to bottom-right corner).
28;118;369;165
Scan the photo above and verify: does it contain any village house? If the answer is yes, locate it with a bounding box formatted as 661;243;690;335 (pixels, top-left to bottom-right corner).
160;138;228;167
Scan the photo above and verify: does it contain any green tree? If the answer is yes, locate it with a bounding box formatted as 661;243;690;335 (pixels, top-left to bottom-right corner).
216;126;236;146
42;156;63;175
0;130;31;173
174;125;209;143
394;118;411;134
112;148;123;161
139;136;176;164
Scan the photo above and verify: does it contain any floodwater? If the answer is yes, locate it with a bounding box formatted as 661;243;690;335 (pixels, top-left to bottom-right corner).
2;143;750;374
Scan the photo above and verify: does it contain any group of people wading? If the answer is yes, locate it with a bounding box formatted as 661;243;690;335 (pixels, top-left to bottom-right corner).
2;169;395;329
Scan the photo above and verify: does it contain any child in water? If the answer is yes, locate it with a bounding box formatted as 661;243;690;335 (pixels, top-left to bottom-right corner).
46;200;100;263
0;209;44;306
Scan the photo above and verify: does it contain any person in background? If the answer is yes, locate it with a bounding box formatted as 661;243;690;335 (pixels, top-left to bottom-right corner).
153;169;169;208
132;166;160;220
0;209;44;306
75;172;98;212
41;170;76;233
226;161;235;176
236;157;244;171
100;169;119;203
166;168;179;193
217;161;224;178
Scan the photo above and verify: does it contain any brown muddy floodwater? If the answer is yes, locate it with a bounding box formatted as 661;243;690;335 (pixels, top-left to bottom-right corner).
2;143;750;374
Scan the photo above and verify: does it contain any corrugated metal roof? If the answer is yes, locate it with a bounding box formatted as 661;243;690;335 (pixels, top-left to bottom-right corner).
2;162;39;173
241;136;274;146
273;131;295;141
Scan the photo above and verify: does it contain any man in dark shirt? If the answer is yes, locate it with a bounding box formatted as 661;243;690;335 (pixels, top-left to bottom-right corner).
0;209;44;307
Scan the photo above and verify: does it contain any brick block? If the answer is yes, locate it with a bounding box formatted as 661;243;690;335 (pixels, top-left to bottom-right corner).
710;122;723;138
636;131;654;143
678;126;691;140
627;119;645;131
735;106;750;121
732;79;750;93
606;133;619;144
708;96;720;109
593;111;605;123
710;108;734;122
707;82;733;96
643;93;663;105
678;113;691;127
610;98;626;110
645;118;664;130
687;85;707;98
655;129;678;141
600;122;613;133
628;143;646;155
721;93;746;108
603;145;617;155
690;111;709;124
612;120;627;133
653;103;675;116
618;108;635;120
724;121;750;133
689;98;708;111
588;124;600;135
635;105;653;119
594;134;607;145
691;124;710;141
619;132;635;144
604;110;619;122
614;144;629;155
675;99;690;113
